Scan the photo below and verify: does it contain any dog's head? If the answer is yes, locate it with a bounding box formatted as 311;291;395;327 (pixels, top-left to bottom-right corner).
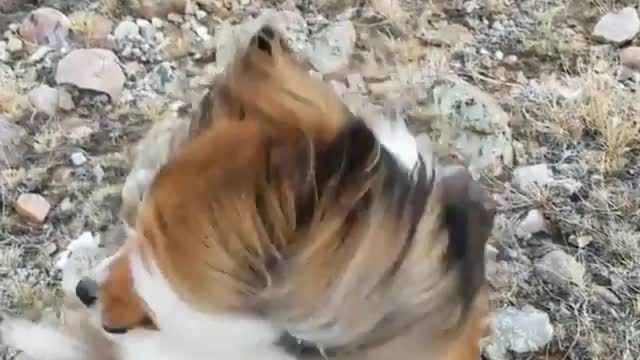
74;25;495;358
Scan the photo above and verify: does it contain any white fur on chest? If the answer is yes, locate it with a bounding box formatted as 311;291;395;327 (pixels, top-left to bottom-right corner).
128;251;295;360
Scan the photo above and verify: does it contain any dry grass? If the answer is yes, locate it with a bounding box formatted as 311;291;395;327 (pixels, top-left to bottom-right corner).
0;86;28;116
520;55;640;175
369;0;410;30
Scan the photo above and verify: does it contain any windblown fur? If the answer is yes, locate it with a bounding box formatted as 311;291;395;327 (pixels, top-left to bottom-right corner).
0;25;495;360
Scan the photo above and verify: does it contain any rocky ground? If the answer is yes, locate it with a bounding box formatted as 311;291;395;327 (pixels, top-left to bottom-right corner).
1;0;640;359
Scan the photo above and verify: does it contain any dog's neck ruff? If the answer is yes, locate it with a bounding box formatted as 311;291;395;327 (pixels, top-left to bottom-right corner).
277;154;434;358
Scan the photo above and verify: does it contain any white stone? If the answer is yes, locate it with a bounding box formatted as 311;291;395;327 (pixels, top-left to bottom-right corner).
620;46;640;70
57;87;75;110
512;164;554;190
28;84;59;116
70;152;87;166
483;305;554;360
7;37;23;53
516;209;548;238
114;20;140;39
535;250;586;287
593;7;640;44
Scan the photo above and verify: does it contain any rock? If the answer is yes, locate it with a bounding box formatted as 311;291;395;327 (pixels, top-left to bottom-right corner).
45;242;58;255
418;75;513;176
70;152;87;166
512;164;553;190
516;209;548;238
535;250;585;287
482;305;554;360
28;84;59;116
57;88;75;111
620;46;640;70
6;37;24;53
0;41;8;62
346;73;366;93
419;23;474;47
0;117;27;169
214;10;308;69
55;49;126;103
570;234;593;248
306;20;356;75
593;285;621;305
136;19;156;41
148;62;185;97
151;17;164;28
504;54;518;65
129;0;186;18
27;46;54;64
19;7;71;48
593;7;640;44
114;20;140;40
15;193;51;223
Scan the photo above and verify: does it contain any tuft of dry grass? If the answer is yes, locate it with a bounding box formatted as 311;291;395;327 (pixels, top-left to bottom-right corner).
369;0;410;31
520;54;640;175
0;86;28;116
100;0;124;16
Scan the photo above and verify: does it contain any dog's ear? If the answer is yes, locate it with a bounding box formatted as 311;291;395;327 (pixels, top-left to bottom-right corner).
223;25;350;145
439;167;495;316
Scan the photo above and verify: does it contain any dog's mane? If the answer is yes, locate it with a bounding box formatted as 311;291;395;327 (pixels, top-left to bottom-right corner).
133;25;491;354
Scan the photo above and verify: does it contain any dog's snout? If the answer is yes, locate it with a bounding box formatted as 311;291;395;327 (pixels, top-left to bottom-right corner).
75;277;98;307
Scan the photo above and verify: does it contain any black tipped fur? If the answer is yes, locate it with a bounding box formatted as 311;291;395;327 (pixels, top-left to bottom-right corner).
442;173;494;321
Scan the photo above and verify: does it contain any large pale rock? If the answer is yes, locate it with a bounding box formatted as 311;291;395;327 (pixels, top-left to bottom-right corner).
19;7;72;48
55;49;126;103
417;75;513;176
593;7;640;44
482;305;554;360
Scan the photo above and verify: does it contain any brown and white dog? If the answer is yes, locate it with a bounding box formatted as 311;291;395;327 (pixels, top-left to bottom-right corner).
0;25;495;360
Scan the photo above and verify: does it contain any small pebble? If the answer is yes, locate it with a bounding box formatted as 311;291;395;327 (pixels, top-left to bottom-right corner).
151;17;164;28
195;10;207;20
70;152;87;166
15;193;51;223
7;37;24;53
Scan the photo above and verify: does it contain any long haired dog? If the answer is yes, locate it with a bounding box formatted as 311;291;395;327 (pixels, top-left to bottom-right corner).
0;25;495;360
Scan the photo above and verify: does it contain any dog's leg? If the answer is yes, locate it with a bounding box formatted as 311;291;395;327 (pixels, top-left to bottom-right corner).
0;314;86;360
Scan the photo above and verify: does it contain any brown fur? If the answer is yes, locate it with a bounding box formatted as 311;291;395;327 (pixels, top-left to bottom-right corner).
98;25;495;360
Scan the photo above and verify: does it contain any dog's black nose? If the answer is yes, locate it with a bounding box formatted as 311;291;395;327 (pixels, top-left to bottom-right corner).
75;276;98;307
103;323;129;334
